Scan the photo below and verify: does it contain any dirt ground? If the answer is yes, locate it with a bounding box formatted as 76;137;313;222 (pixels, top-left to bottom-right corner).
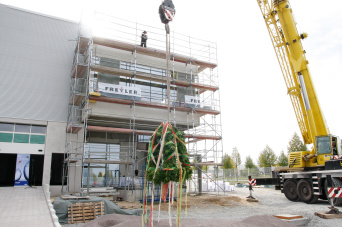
114;193;247;212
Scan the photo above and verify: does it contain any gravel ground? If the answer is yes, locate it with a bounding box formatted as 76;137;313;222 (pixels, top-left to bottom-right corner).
63;187;341;226
154;187;338;227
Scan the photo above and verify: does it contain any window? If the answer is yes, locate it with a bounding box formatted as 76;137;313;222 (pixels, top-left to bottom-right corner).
0;123;14;132
316;136;331;154
0;123;46;144
138;135;151;143
100;57;120;68
13;134;29;143
98;73;120;85
83;143;120;187
31;125;46;134
30;135;45;144
15;124;30;133
0;133;13;142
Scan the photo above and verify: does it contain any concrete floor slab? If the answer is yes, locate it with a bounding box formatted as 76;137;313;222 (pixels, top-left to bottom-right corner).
0;187;54;227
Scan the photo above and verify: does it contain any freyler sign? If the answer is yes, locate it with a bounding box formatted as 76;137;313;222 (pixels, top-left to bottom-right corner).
98;82;141;97
185;95;215;108
185;95;200;105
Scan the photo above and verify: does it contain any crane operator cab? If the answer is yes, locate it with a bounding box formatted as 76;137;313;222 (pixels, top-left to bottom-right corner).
316;135;341;165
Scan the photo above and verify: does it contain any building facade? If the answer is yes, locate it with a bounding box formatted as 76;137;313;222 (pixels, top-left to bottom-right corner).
0;4;77;194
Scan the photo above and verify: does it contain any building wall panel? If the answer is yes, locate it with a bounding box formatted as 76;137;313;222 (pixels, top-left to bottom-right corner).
0;4;78;122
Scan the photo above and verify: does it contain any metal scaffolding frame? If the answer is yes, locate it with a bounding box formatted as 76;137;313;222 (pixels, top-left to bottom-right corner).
62;12;223;197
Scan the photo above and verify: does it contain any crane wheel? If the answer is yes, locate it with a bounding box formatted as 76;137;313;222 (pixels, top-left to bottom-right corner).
297;179;318;203
324;178;342;206
283;179;298;201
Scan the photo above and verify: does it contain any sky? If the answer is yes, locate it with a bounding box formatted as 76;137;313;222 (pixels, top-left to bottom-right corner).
1;0;341;165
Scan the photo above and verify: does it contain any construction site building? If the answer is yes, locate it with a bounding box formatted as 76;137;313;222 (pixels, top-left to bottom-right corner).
65;11;223;199
0;4;223;198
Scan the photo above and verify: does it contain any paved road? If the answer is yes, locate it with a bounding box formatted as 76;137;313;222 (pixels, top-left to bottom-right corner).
0;186;54;227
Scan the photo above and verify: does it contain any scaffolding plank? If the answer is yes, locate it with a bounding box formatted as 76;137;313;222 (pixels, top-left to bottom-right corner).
67;124;83;134
87;125;222;141
88;96;220;116
78;37;90;54
72;64;88;78
185;134;221;140
84;159;133;165
193;162;223;166
64;157;80;163
91;65;218;92
93;37;217;70
69;94;86;106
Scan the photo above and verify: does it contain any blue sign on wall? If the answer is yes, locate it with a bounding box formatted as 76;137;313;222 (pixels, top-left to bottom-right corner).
14;154;30;186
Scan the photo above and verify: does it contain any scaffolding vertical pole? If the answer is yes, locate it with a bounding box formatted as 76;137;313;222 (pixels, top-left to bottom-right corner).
87;146;90;194
132;21;139;195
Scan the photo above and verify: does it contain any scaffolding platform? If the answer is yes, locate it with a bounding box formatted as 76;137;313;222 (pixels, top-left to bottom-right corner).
72;63;88;78
89;95;220;115
91;65;218;93
87;125;221;141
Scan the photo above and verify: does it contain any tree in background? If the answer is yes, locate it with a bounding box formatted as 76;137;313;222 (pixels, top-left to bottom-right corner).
278;150;288;167
232;147;241;168
232;147;242;181
287;132;307;153
221;154;233;169
258;145;277;167
245;155;256;169
202;165;209;171
98;172;104;177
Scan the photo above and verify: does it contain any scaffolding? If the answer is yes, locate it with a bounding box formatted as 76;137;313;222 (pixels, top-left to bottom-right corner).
63;12;223;198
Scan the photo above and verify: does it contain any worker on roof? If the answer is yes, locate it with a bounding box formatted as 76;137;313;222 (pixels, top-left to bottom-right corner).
141;31;148;48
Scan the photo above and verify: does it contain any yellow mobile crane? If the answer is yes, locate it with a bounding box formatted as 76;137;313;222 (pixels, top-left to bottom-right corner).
256;0;342;204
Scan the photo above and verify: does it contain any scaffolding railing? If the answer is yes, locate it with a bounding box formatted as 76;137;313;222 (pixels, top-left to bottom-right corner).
92;12;217;64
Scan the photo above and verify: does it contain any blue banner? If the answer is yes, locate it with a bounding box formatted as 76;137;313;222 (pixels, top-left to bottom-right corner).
14;154;30;186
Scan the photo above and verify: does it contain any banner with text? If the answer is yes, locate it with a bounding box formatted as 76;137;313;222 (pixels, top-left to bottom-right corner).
98;82;141;97
14;154;30;186
184;95;216;108
185;95;201;106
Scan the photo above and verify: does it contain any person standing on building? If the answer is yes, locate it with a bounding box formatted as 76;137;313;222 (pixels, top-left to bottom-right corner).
141;31;148;47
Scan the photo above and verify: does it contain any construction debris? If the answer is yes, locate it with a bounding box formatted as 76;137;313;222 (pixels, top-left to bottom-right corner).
273;214;303;220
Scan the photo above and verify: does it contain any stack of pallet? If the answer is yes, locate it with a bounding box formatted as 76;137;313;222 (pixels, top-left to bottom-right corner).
68;202;105;224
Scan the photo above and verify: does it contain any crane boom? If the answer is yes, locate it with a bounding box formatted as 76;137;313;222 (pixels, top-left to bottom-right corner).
256;0;334;167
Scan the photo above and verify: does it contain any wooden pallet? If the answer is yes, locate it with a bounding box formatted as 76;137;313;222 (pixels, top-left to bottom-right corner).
315;211;342;219
68;202;105;224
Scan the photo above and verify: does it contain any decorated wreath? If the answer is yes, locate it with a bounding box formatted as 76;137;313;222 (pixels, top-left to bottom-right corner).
142;122;193;227
145;123;193;185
